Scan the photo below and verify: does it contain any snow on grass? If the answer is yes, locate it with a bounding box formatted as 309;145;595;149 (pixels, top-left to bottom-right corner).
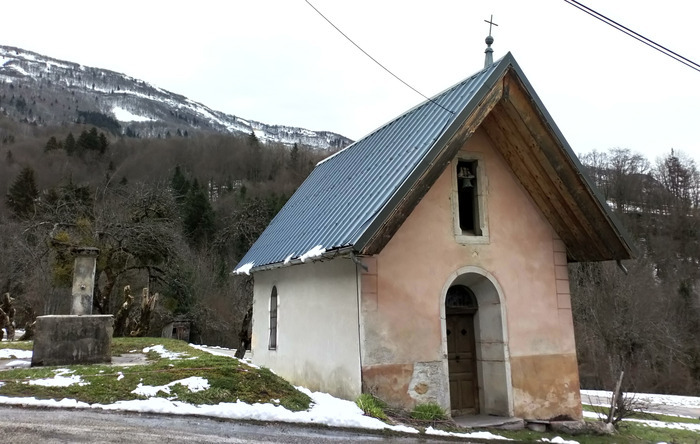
5;360;30;368
28;369;88;387
142;345;187;360
0;387;419;434
581;389;700;410
132;377;210;397
425;426;511;440
624;418;700;432
188;344;258;369
112;106;154;122
539;437;579;444
299;245;325;262
582;410;700;432
0;349;31;359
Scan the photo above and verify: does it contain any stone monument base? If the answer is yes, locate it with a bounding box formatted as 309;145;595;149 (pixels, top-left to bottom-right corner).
31;315;113;366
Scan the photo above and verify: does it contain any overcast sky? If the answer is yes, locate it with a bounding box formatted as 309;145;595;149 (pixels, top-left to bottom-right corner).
1;1;698;162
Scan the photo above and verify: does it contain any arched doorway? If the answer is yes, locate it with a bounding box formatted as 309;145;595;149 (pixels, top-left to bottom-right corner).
441;267;513;417
445;285;479;415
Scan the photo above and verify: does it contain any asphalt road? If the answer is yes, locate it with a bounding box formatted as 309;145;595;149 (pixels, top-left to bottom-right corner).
0;406;466;443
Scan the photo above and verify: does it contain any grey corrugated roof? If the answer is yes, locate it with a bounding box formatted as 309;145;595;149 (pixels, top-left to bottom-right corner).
234;52;636;273
234;56;509;273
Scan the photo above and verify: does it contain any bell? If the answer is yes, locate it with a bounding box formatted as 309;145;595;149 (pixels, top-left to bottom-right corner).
458;167;475;188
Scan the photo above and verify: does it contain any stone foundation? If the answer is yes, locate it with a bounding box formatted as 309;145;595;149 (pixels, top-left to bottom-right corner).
31;315;114;366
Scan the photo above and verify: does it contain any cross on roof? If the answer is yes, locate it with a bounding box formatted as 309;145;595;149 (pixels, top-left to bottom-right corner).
484;15;498;36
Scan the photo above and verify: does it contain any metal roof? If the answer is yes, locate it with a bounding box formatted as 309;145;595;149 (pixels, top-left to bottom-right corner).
234;52;635;273
234;57;507;272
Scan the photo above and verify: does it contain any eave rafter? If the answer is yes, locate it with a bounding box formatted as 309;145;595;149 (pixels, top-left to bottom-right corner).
484;69;632;261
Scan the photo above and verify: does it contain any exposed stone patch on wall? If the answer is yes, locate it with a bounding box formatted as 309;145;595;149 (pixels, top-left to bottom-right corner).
408;361;449;408
510;353;583;420
362;363;413;408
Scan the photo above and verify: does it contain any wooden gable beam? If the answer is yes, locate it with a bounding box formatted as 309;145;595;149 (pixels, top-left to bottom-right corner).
482;109;605;261
497;70;631;260
359;78;505;255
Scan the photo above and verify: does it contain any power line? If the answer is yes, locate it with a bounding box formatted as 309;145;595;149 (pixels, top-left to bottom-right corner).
564;0;700;73
303;0;455;115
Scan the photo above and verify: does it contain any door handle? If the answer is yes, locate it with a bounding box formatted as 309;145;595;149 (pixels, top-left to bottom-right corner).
455;355;460;363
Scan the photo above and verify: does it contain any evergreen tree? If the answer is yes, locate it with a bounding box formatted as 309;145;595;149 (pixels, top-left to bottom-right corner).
64;132;76;155
6;166;39;219
45;136;60;152
182;179;215;248
290;143;299;169
170;166;190;204
248;131;260;148
98;132;109;154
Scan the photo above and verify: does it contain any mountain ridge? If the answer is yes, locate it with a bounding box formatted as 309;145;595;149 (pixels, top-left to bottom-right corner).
0;45;352;149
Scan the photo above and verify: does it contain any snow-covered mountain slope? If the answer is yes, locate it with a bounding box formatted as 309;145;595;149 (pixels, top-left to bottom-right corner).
0;45;352;150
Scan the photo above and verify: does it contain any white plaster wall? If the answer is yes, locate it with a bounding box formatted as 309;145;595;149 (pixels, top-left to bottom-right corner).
251;257;362;400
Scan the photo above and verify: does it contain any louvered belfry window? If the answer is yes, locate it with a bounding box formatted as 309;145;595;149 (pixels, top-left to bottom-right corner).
457;160;481;235
269;286;278;350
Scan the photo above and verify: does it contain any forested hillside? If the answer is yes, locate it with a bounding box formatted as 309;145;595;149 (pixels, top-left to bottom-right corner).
0;116;330;346
573;148;700;396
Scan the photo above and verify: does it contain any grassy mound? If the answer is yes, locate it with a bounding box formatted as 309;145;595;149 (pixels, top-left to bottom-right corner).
0;337;311;411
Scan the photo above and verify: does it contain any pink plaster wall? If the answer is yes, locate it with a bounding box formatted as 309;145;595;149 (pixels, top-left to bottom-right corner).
360;127;582;418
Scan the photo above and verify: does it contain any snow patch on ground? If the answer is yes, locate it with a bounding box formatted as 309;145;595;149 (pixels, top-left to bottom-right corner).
582;410;700;432
5;360;30;368
425;426;512;440
112;106;154;122
539;437;579;444
28;369;88;387
142;345;187;360
0;385;418;435
132;377;210;397
0;349;31;359
189;344;258;368
581;389;700;409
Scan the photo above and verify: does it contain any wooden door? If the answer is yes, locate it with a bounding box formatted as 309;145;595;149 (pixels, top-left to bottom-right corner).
446;313;478;414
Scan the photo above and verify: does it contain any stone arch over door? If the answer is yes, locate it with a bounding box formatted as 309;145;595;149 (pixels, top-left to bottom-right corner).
440;266;513;416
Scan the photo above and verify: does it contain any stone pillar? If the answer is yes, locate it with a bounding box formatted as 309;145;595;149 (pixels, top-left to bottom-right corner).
70;247;99;315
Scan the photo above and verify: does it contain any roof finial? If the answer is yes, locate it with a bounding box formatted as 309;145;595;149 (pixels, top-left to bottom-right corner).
484;14;498;68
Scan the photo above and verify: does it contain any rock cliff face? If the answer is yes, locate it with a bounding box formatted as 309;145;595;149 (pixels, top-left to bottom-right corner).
0;45;352;149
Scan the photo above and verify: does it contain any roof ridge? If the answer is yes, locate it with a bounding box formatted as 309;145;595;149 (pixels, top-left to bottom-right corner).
316;55;512;168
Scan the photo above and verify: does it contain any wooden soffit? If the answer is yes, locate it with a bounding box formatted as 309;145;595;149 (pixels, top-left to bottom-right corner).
360;66;634;262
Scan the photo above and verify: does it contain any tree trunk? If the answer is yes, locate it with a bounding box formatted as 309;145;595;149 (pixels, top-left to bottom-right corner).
113;285;134;337
130;288;158;337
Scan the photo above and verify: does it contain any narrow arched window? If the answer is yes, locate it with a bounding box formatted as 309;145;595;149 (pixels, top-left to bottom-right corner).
269;286;278;350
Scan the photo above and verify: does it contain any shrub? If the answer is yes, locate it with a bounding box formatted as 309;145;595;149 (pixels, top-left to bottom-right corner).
356;393;387;420
410;402;446;421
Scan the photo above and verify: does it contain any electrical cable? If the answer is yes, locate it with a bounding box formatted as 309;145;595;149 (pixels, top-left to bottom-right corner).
304;0;455;115
564;0;700;73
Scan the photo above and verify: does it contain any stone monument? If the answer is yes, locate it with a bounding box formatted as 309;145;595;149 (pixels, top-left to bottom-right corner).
32;247;114;366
